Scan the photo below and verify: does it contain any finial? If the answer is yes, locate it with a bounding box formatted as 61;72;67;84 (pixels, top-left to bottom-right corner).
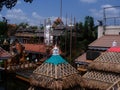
52;45;59;55
112;40;117;47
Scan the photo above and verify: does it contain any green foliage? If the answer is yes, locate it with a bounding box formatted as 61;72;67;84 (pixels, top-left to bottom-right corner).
18;22;29;28
0;0;33;11
0;21;8;35
60;16;98;64
30;26;38;29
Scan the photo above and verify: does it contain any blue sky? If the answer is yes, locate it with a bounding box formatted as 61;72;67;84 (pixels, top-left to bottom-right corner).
0;0;120;26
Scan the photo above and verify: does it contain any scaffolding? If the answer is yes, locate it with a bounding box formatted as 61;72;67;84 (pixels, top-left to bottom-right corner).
103;6;120;26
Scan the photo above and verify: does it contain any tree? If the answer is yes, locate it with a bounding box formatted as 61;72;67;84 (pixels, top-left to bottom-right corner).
0;21;7;35
0;0;33;11
83;16;96;41
18;22;29;28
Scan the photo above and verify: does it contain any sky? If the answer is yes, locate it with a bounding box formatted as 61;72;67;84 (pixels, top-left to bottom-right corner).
0;0;120;26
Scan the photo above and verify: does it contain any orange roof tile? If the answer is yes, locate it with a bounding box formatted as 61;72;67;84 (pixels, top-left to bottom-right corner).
23;44;47;53
75;53;92;64
89;35;120;47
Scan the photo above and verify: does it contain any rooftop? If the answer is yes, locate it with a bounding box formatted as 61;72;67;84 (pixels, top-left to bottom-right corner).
89;35;120;48
81;51;120;90
23;44;47;54
0;47;12;59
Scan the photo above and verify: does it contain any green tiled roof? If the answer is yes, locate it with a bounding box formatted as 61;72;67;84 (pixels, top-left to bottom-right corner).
45;55;68;65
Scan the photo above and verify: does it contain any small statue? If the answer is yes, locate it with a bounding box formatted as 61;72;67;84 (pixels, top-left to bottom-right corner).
97;20;103;26
112;40;117;47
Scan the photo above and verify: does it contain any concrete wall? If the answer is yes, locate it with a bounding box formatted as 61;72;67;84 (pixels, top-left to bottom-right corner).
98;26;104;38
98;26;120;38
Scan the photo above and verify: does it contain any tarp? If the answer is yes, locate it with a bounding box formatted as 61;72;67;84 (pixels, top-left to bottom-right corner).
107;46;120;52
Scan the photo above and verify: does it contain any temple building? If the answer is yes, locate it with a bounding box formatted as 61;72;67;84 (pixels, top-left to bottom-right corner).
28;45;82;90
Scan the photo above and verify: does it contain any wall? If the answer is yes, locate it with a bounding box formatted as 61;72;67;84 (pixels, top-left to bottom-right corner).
98;26;120;38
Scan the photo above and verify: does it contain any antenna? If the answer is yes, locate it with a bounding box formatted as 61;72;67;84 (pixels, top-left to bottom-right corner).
60;0;62;20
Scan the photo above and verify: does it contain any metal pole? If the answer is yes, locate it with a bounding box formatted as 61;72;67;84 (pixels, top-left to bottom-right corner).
65;14;67;55
74;17;76;52
103;8;106;26
70;15;72;62
60;0;62;20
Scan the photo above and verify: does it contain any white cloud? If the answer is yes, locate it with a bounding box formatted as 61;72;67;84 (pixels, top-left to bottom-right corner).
2;8;67;26
6;8;29;24
90;4;120;20
80;0;97;3
32;12;41;19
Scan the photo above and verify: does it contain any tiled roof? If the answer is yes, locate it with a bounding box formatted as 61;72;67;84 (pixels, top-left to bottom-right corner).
15;30;64;37
23;44;46;54
45;55;68;65
15;33;44;37
89;35;120;47
75;53;92;64
0;47;12;59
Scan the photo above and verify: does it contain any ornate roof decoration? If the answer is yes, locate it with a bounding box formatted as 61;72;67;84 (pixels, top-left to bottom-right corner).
52;17;65;29
0;47;11;59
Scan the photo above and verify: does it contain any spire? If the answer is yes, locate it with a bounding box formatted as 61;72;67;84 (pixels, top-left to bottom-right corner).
52;45;59;55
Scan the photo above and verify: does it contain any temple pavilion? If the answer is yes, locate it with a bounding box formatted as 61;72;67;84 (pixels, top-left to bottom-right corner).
28;45;82;90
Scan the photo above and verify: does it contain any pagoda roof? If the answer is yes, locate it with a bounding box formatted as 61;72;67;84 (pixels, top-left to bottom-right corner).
0;47;12;59
29;45;81;89
45;55;68;65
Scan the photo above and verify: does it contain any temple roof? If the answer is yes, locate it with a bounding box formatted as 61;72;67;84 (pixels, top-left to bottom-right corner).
0;47;12;59
23;44;46;54
89;52;120;73
81;51;120;90
45;55;68;65
81;70;120;90
29;45;81;89
89;35;120;48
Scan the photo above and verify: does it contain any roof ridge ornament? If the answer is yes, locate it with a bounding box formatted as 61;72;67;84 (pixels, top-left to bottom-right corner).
112;40;117;47
52;45;59;55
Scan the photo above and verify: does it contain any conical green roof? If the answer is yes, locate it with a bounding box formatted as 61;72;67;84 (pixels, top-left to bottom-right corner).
45;55;68;65
45;45;67;65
